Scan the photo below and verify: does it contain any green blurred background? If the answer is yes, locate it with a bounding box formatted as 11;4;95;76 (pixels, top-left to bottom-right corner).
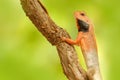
0;0;120;80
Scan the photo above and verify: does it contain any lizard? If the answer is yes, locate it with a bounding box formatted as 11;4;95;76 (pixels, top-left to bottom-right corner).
62;11;102;80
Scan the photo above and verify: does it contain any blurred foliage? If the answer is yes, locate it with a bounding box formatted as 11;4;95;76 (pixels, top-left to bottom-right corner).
0;0;120;80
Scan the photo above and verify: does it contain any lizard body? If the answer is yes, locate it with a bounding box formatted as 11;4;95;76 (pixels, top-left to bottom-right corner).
63;11;102;80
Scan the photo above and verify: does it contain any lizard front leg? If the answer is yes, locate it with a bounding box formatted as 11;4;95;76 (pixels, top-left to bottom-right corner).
62;32;83;45
62;37;78;45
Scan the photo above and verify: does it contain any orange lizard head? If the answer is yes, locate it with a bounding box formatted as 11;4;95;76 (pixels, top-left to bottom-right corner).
74;11;92;32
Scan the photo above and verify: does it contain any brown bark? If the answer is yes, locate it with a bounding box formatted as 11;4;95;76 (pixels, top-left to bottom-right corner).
20;0;102;80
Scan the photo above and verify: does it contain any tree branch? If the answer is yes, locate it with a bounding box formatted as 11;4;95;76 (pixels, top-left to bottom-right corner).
20;0;102;80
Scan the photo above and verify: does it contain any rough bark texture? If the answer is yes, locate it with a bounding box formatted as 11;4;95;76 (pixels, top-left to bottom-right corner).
20;0;102;80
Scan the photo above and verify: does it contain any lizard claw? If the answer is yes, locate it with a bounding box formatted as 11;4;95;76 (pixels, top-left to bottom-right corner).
61;37;66;41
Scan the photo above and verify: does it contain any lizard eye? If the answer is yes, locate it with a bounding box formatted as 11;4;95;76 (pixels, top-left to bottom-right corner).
80;12;85;16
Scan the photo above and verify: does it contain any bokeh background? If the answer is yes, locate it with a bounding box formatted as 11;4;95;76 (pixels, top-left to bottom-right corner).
0;0;120;80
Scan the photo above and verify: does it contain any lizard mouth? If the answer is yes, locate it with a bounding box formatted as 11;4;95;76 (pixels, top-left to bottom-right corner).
77;19;89;32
